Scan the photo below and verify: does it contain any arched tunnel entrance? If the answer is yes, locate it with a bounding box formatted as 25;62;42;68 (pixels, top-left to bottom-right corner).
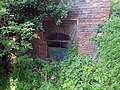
46;33;70;60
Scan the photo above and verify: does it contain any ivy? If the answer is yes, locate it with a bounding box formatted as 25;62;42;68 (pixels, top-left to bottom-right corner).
0;21;37;58
7;0;74;29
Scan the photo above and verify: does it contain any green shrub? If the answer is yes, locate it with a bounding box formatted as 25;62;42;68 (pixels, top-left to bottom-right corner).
95;15;120;61
11;56;57;90
54;41;93;90
111;0;120;16
91;60;120;90
57;56;93;90
0;75;11;90
88;1;120;89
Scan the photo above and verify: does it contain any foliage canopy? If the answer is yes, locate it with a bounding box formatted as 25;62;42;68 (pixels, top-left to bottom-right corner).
0;0;120;90
0;0;74;69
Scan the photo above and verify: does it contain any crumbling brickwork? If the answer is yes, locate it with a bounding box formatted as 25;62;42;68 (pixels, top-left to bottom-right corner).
32;0;110;58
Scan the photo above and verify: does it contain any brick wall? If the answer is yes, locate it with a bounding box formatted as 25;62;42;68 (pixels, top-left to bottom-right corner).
32;0;110;58
69;0;110;56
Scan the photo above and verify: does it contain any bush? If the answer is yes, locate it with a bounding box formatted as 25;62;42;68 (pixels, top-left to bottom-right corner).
88;1;120;89
111;0;120;16
91;60;120;90
95;15;120;61
57;56;93;90
91;15;120;89
11;56;57;90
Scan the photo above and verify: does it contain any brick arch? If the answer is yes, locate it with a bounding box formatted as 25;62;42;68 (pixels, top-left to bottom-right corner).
46;33;71;40
43;20;77;40
44;31;71;40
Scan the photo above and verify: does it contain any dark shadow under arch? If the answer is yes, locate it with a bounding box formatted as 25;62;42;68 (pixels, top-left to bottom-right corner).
46;33;70;40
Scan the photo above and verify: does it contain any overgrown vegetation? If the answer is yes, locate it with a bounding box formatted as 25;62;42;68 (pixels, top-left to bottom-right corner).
0;41;93;90
0;0;120;90
0;0;74;89
88;0;120;89
0;0;74;73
